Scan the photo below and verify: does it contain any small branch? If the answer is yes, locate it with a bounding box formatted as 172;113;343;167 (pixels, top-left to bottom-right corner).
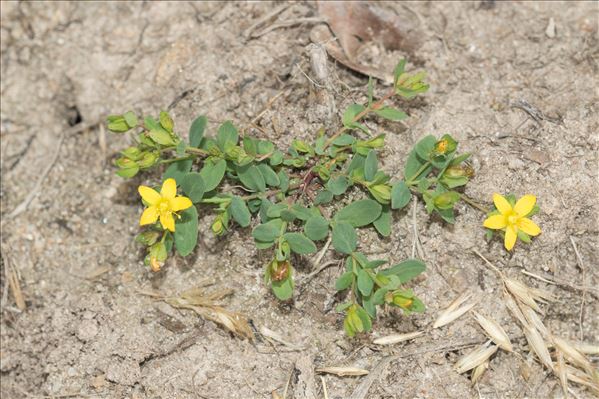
459;193;490;213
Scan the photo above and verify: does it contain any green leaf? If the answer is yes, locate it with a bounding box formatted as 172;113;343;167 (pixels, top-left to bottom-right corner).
333;134;356;146
342;104;366;129
164;159;193;182
347;154;366;173
391;181;412;210
256;163;280;187
243;137;258;156
272;276;294;300
332;222;357;254
199;159;226;192
393;59;406;85
176;140;186;156
415;135;437;161
374;107;407;121
314;190;333;205
373;206;391;237
230;196;251;227
439;175;469;189
355;306;372;332
144;116;162;132
283;233;317;254
237;164;266;192
357;269;374;296
449;152;471;166
290;204;313;221
252;219;283;243
517;229;531;244
364;150;378;181
159;111;174;132
366;259;387;269
381;259;426;283
148;129;176;146
335;271;354;291
259;198;273;223
116;165;139;178
327;176;349;196
216;121;238;151
189;116;207;147
180;172;205;203
304;216;329;241
123;111;138;128
174;206;198;256
335;199;382;227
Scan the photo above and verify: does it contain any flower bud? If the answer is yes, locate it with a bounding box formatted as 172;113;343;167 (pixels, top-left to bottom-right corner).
445;164;474;178
433;134;457;155
292;139;312;154
150;256;163;272
211;217;225;236
368;184;392;204
269;259;291;281
434;191;460;210
135;230;161;246
115;157;138;169
137;151;159;168
364;134;385;149
121;147;143;160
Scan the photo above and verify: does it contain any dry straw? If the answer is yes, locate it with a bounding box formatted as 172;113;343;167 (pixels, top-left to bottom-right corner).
433;292;476;329
373;331;423;345
454;342;498;374
315;367;369;377
473;312;513;352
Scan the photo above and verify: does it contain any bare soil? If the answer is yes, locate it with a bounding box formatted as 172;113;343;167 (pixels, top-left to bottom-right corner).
1;2;597;398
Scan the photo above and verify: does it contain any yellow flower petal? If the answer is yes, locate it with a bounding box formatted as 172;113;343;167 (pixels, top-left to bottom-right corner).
171;196;193;212
504;225;518;251
139;186;161;205
140;206;158;225
493;193;512;215
514;195;536;217
518;217;541;236
161;178;177;199
160;212;175;232
483;215;507;230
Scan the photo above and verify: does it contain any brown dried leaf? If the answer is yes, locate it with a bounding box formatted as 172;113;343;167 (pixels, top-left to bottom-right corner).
317;2;417;59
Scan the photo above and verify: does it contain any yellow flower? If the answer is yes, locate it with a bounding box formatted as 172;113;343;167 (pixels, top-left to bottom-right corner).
483;193;541;251
138;178;192;232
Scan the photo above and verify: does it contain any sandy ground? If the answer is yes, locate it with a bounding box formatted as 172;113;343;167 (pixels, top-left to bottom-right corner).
1;1;598;398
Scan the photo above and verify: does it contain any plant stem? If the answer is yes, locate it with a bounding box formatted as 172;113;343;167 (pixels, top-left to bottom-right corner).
240;182;302;201
459;193;490;213
323;88;395;150
406;161;431;185
160;156;193;164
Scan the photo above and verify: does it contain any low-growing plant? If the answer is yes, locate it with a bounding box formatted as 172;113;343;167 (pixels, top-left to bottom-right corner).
108;60;478;336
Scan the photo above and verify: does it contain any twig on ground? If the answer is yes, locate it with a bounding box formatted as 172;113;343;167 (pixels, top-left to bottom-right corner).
252;17;324;38
348;356;391;399
311;236;332;267
411;200;425;259
521;270;598;297
321;376;329;399
243;4;289;39
569;236;587;341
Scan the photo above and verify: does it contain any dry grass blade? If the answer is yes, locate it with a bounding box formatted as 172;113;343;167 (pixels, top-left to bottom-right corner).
260;326;305;350
519;302;549;337
373;331;423;345
316;367;369;377
455;342;498;374
471;361;489;385
569;340;599;355
565;365;599;394
523;326;553;370
504;278;541;313
140;285;254;340
433;292;476;328
473;312;513;352
504;293;529;327
556;349;569;399
553;336;594;375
